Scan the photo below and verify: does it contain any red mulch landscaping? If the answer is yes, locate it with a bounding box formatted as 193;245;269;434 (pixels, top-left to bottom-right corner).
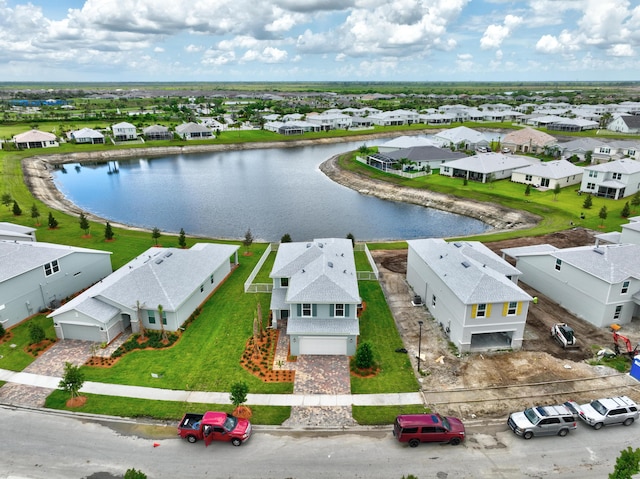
25;338;57;357
240;329;295;383
84;356;119;367
66;396;87;408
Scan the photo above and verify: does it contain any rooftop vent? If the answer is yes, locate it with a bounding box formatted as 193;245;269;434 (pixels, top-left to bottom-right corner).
328;261;333;268
461;261;470;268
454;242;462;248
593;248;605;255
165;252;173;257
155;259;163;264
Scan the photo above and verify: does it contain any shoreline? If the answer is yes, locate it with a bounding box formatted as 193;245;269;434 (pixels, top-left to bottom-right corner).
21;131;539;240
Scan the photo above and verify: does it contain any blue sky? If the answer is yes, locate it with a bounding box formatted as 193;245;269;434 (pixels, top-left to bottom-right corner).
1;0;639;83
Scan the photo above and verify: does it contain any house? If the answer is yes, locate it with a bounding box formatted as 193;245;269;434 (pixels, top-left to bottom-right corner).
12;130;59;149
142;125;173;141
306;112;352;130
580;159;640;199
558;138;602;162
501;127;557;154
111;122;137;141
69;127;105;144
591;140;640;163
175;122;214;140
406;239;532;352
0;240;112;329
269;238;361;356
607;114;640;134
510;159;583;189
48;243;239;343
433;126;489;151
367;146;467;172
0;222;36;242
546;118;599;132
440;153;532;183
501;243;640;328
377;135;439;153
263;120;322;135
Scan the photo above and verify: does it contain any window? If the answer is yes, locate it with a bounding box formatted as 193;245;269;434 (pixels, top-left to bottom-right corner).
555;259;562;271
443;167;450;173
44;260;60;276
200;285;204;293
432;295;437;307
586;182;595;190
334;304;345;317
476;303;487;317
622;281;630;294
614;305;622;320
161;311;167;325
507;302;518;315
210;274;214;284
525;174;532;181
280;278;289;287
612;172;622;180
147;311;156;324
589;170;598;178
302;303;312;317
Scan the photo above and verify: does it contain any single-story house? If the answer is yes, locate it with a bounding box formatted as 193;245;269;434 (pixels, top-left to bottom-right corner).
546;118;599;132
263;120;321;135
433;126;489;151
269;238;361;356
0;222;36;242
377;135;439;153
558;138;602;162
440;153;532;183
175;122;214;140
368;146;467;172
406;239;532;352
0;240;112;329
501;127;557;154
502;243;640;328
69;128;105;144
510;159;583;189
142;125;173;141
48;243;239;343
580;159;640;199
112;122;137;141
12;130;59;149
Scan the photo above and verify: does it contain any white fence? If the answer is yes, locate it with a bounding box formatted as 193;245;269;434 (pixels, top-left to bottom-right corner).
355;156;429;179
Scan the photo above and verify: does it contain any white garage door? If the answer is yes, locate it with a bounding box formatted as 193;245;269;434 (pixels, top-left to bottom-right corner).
299;336;347;355
61;323;102;342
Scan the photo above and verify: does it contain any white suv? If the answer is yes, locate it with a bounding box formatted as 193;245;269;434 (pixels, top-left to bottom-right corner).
508;403;578;439
574;396;639;429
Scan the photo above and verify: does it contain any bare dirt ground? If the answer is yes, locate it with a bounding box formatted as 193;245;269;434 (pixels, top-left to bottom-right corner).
371;228;640;418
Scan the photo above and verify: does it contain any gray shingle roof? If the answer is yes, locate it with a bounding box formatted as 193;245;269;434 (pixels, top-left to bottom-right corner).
513;159;583;179
287;317;359;335
552;243;640;283
585;159;640;174
443;153;532;174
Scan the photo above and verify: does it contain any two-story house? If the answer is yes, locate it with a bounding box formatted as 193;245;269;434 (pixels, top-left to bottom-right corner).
269;238;361;356
111;122;137;141
580;159;640;199
406;239;532;352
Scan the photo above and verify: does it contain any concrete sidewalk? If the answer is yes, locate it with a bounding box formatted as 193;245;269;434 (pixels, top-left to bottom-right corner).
0;368;424;407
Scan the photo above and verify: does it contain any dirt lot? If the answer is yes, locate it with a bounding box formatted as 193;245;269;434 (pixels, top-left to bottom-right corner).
371;228;640;416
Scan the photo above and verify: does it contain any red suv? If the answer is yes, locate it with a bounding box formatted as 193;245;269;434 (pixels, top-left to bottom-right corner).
393;413;465;447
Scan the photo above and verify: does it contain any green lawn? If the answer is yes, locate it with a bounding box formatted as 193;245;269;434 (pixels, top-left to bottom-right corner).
0;315;56;371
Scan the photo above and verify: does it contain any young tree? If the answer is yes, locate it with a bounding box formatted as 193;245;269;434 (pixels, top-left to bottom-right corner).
134;300;147;341
346;233;355;247
157;304;168;342
124;469;147;479
12;201;22;216
524;184;531;196
230;381;249;408
79;212;90;236
610;446;640;479
585;151;593;164
355;342;374;370
621;202;631;218
280;233;292;243
243;228;254;252
104;221;114;241
178;228;187;248
29;323;46;344
1;193;12;208
31;203;40;225
152;227;161;246
553;183;561;201
48;212;58;229
0;322;5;338
583;194;593;209
599;205;608;226
58;362;85;400
631;191;640;213
486;173;496;188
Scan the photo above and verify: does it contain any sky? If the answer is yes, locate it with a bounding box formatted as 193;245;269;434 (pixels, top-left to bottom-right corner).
1;0;639;83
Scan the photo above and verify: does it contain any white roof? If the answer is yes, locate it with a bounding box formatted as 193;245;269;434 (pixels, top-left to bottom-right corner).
71;127;104;139
513;159;583;179
434;126;486;144
585;159;640;174
443;153;532;173
379;135;438;149
13;130;56;142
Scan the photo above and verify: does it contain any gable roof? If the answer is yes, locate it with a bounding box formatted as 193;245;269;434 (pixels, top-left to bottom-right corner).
271;238;360;304
0;240;111;283
513;159;583;179
502;127;556;146
175;122;212;134
385;146;467;162
434;126;486;144
13;129;56;142
71;127;104;139
443;153;532;173
112;122;136;129
584;159;640;174
408;239;531;304
379;135;438;149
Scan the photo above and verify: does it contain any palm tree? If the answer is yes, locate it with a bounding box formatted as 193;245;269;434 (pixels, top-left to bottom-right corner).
157;304;168;342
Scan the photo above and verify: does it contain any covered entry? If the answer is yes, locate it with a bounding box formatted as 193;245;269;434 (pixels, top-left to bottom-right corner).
298;336;348;355
59;323;102;342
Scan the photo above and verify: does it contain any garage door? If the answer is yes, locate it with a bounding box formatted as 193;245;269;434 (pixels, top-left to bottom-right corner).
299;336;347;355
61;323;102;342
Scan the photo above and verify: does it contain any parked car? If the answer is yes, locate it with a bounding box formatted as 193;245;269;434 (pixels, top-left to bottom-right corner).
571;396;639;429
476;146;488;153
502;147;511;153
507;403;578;439
178;411;252;446
393;413;465;447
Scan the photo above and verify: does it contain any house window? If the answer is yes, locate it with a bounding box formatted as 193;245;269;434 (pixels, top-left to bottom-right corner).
476;303;487;317
589;170;598;178
44;260;60;276
443;167;450;173
507;302;518;315
210;274;214;284
525;174;532;181
555;259;562;271
612;173;622;180
147;311;156;324
200;285;204;293
302;303;312;317
335;304;345;317
622;281;630;294
586;182;595;190
432;295;437;307
601;148;611;154
614;305;623;320
280;278;289;287
161;311;167;325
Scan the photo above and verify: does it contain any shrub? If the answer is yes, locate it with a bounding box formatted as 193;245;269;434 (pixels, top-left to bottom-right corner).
29;323;46;344
355;341;374;369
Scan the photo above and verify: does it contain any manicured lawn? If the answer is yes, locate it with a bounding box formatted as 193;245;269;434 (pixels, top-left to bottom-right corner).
45;390;291;425
0;315;56;371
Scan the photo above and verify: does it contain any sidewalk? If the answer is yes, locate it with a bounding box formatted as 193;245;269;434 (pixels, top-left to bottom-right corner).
0;368;423;407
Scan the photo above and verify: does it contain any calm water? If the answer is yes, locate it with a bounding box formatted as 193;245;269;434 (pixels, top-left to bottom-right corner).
52;140;491;242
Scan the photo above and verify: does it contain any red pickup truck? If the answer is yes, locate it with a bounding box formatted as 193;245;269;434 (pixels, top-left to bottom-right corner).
177;411;252;447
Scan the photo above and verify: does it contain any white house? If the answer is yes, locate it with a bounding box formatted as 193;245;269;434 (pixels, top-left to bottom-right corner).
111;122;137;141
502;243;640;328
591;140;640;163
48;243;239;343
269;238;361;356
433;126;488;151
607;114;640;134
0;241;113;329
406;239;532;352
580;159;640;199
0;222;36;242
377;135;439;153
501;127;557;154
440;153;532;183
306;112;352;130
12;130;59;149
511;159;583;189
69;128;105;144
175;122;214;140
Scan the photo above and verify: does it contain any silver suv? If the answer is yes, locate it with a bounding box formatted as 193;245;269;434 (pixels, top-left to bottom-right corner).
508;403;578;439
574;396;639;429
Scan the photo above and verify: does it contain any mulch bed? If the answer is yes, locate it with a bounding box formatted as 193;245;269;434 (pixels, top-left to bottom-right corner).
240;329;295;383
